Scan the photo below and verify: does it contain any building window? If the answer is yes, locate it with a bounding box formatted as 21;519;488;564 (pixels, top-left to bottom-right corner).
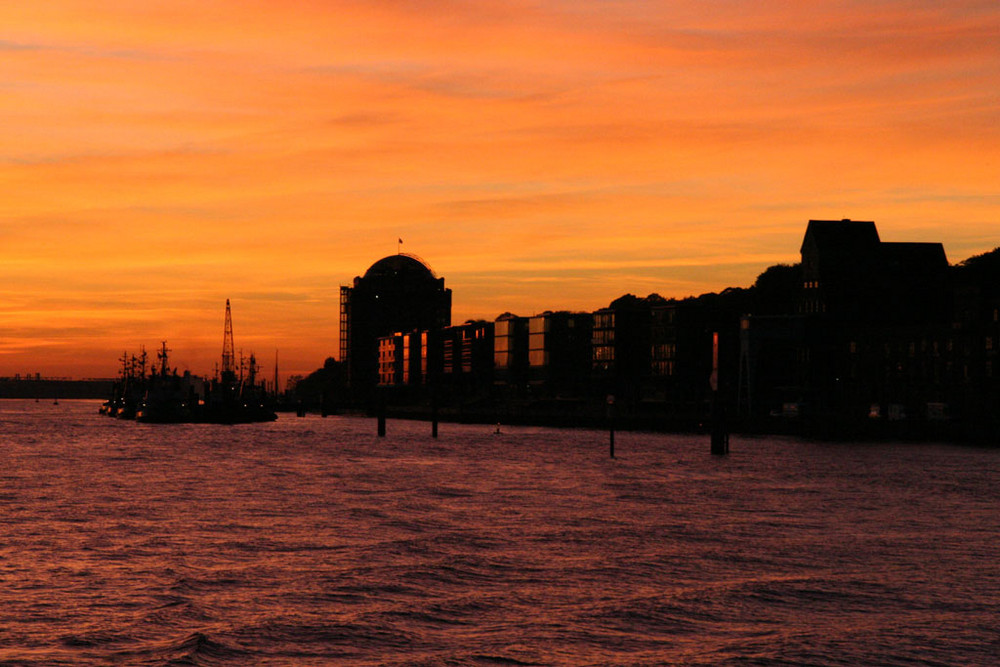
529;318;550;334
529;350;549;367
593;329;614;345
652;360;675;376
595;312;614;328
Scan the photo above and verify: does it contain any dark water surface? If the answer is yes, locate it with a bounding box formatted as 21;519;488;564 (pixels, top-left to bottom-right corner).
0;400;997;665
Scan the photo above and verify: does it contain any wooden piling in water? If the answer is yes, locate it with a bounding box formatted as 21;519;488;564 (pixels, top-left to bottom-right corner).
710;331;729;456
431;390;439;438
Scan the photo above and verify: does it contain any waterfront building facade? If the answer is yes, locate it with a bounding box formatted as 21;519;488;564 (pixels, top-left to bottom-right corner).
340;254;451;398
338;220;1000;439
527;311;593;397
592;294;655;406
494;313;529;394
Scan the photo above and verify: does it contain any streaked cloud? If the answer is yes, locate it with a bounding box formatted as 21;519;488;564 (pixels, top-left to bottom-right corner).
0;0;998;376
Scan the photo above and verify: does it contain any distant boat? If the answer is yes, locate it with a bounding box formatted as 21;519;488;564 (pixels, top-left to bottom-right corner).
198;300;277;424
105;301;277;424
136;342;197;424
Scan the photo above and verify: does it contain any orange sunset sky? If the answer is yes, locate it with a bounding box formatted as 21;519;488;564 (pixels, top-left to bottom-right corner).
2;1;999;379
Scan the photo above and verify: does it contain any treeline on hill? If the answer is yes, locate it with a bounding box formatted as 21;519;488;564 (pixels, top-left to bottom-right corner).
289;356;347;414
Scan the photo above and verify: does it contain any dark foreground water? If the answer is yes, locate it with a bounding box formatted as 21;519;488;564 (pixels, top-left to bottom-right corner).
0;400;997;666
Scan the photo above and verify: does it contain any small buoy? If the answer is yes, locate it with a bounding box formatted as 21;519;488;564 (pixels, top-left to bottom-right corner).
494;423;501;435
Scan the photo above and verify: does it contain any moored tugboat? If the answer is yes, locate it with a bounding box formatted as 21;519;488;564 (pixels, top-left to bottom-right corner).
101;347;147;419
202;351;277;424
136;342;198;423
201;301;277;424
102;300;277;424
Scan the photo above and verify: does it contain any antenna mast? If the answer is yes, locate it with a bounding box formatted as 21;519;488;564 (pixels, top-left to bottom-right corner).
222;299;235;375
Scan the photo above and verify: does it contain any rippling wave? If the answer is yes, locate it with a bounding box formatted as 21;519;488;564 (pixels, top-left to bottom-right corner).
0;400;997;665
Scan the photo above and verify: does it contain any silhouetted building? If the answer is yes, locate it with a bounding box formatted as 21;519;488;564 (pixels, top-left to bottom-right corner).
376;329;428;394
649;295;746;418
933;253;1000;434
340;254;451;399
801;219;881;318
592;295;654;406
402;331;423;386
738;314;806;417
439;321;494;396
797;219;950;423
377;333;405;387
528;311;593;396
333;217;1000;439
801;219;948;323
494;313;529;394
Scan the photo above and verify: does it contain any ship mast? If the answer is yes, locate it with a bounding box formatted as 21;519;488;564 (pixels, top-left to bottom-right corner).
222;299;235;376
157;341;170;376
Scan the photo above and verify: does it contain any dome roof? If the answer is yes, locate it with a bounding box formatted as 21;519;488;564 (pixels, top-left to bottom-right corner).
363;253;437;281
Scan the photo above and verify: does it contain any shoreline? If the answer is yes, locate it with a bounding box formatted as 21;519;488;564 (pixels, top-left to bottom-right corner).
301;402;1000;447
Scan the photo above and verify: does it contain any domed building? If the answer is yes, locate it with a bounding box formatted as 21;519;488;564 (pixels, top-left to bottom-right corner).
339;253;452;396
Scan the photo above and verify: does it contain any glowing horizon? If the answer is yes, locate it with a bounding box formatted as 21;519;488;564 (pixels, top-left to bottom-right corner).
2;1;998;378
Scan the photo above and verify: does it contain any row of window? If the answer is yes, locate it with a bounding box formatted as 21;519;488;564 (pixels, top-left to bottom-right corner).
848;337;1000;356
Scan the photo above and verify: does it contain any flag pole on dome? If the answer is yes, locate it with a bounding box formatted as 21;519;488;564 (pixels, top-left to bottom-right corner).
398;237;403;254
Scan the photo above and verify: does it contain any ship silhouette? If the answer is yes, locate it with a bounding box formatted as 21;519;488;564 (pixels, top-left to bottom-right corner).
102;300;277;424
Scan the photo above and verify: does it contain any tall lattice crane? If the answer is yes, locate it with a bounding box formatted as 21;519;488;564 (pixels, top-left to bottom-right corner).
222;299;235;376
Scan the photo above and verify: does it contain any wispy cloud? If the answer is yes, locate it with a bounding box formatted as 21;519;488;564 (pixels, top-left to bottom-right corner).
0;0;998;376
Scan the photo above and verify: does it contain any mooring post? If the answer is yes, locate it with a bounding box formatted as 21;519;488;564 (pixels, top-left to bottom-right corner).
710;331;729;455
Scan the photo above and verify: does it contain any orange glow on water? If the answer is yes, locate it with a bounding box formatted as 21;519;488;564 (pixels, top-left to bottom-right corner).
1;1;998;376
